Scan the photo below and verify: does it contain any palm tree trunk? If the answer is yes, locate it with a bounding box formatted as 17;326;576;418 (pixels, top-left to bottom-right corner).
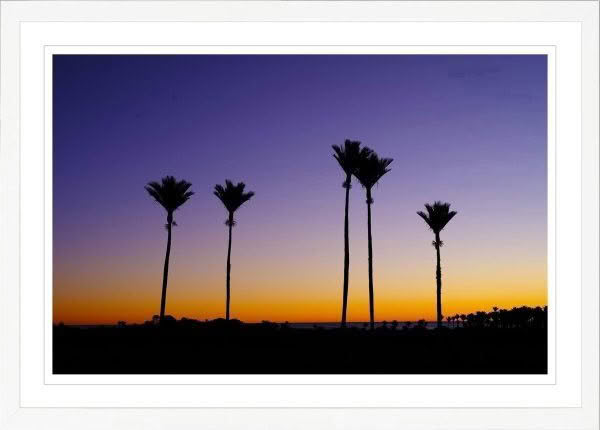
226;212;233;321
340;175;351;328
159;215;173;323
366;188;375;331
435;232;442;328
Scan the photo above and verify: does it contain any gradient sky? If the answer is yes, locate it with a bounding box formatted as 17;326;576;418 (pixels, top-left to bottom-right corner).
53;54;547;324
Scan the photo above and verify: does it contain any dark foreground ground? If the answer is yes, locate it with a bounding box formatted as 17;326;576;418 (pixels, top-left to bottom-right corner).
53;320;547;374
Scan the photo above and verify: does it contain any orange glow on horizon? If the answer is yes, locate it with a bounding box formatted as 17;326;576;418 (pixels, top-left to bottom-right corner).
53;276;547;325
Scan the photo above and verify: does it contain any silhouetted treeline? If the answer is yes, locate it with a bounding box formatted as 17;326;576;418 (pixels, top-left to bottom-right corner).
131;305;547;330
446;305;548;329
53;306;547;375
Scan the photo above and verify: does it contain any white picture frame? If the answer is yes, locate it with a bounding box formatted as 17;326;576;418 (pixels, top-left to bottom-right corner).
1;1;598;429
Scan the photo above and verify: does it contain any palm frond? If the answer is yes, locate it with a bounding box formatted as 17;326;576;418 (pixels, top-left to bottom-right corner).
354;150;393;190
145;175;194;214
417;201;457;234
332;139;371;179
214;179;255;218
417;210;433;230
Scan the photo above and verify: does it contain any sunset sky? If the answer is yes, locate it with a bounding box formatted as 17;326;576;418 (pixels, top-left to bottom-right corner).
53;54;547;324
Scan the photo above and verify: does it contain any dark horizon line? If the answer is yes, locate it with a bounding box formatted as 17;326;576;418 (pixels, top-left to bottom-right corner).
59;320;442;325
56;311;548;326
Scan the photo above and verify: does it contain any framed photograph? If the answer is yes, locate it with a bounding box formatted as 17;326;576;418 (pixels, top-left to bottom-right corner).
1;1;598;429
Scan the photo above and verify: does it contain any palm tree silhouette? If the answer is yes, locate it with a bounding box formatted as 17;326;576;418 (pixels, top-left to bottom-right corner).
332;140;372;328
354;151;393;330
145;176;194;323
417;201;457;329
214;180;255;321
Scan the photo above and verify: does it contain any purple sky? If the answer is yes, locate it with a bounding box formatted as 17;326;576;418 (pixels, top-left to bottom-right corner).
53;55;547;323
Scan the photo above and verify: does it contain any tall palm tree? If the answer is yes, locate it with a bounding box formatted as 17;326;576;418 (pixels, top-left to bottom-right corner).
145;176;194;323
417;201;457;329
214;180;255;321
354;151;393;330
331;140;372;328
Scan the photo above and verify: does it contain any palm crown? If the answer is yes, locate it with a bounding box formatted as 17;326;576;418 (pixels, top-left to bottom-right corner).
214;180;255;219
417;201;457;234
332;140;372;186
145;176;194;215
354;152;393;192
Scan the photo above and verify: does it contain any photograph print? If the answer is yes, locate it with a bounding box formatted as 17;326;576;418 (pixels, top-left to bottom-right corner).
52;54;548;374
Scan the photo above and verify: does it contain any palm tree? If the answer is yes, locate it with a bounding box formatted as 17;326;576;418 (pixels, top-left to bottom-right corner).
354;151;393;330
332;140;372;328
145;176;194;323
214;180;255;321
417;201;457;329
